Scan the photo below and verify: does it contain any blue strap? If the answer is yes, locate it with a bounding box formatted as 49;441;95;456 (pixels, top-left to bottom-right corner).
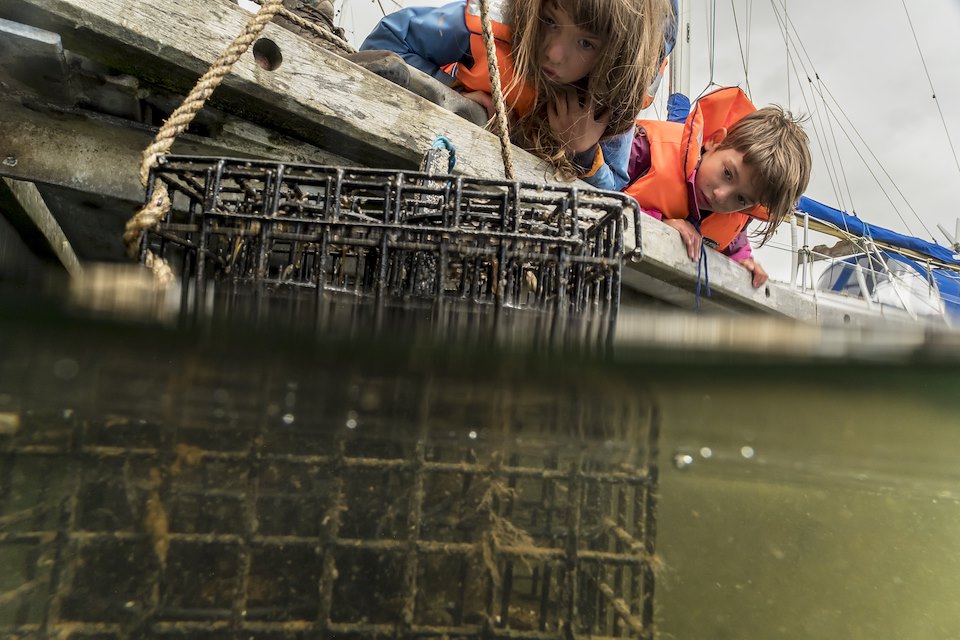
431;136;457;173
692;220;710;309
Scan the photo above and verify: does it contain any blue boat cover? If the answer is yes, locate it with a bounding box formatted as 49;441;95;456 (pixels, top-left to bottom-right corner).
797;196;960;267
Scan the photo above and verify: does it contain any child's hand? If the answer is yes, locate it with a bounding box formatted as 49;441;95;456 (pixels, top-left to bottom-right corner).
737;258;768;288
463;91;495;120
547;89;609;154
663;218;701;261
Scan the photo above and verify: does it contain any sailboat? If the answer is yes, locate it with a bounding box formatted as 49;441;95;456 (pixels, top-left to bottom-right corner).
659;0;960;325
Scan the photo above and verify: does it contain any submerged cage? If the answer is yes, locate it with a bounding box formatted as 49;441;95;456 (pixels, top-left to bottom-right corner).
0;337;661;639
141;156;640;340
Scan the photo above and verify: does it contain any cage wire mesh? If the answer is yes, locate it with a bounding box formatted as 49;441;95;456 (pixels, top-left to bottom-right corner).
140;155;640;344
0;330;661;639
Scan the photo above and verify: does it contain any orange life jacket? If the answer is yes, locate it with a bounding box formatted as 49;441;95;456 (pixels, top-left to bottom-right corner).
624;86;769;252
442;1;536;116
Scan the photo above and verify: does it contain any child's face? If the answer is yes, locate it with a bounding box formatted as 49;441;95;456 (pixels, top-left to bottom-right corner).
539;1;602;85
695;133;759;214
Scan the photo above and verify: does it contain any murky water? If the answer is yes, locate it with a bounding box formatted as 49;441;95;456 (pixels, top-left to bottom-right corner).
652;363;960;639
1;299;959;639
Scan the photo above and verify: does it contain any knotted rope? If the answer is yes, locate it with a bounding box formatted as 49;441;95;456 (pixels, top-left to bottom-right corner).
124;0;286;271
477;0;515;181
250;0;356;54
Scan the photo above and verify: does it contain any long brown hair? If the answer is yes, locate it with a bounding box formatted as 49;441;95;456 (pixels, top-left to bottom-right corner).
505;0;672;179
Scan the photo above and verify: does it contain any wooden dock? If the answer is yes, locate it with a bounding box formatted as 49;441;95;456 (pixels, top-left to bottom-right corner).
0;0;931;327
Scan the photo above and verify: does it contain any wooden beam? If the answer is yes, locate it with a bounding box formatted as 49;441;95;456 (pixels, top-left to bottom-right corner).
0;0;559;181
0;98;352;260
624;214;931;327
626;214;818;318
0;98;349;205
0;16;75;104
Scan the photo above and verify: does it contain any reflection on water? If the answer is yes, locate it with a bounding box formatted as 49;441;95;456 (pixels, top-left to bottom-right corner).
0;306;657;638
2;300;960;639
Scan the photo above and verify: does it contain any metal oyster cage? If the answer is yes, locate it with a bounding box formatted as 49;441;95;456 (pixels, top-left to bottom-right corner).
141;156;639;337
0;341;661;639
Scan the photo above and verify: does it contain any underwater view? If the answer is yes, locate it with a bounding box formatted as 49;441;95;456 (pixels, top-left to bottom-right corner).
2;300;959;639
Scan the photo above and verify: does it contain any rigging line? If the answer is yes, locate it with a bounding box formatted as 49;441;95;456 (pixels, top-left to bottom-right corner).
775;10;858;212
744;0;753;76
807;82;849;214
693;0;720;100
784;25;855;213
782;0;789;107
818;95;926;238
708;0;718;86
900;0;960;178
820;80;856;215
729;0;753;99
766;2;848;215
818;82;936;240
780;4;935;239
378;0;407;12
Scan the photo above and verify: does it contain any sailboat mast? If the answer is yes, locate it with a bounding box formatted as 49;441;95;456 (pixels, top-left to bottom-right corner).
669;0;691;98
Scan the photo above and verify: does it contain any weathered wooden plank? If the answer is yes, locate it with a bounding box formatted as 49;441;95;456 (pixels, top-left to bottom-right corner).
626;214;817;317
0;98;352;260
624;213;930;327
0;0;559;181
0;98;348;204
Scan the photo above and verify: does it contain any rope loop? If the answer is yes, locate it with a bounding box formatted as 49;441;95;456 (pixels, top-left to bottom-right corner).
124;0;286;261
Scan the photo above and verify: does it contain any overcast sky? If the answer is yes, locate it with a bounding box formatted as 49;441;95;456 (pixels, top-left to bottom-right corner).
329;0;960;281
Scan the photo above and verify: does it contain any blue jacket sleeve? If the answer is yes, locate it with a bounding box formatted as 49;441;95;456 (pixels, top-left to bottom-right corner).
573;126;634;191
360;1;471;85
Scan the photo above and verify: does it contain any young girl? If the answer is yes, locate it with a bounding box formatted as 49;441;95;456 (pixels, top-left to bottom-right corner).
361;0;676;191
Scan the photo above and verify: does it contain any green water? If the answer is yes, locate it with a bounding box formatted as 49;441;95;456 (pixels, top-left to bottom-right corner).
654;375;960;639
2;300;959;639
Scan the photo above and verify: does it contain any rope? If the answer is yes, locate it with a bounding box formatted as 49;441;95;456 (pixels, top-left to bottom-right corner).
693;220;710;309
729;0;753;100
124;0;285;261
251;0;356;54
477;0;515;180
694;244;711;309
431;136;458;173
767;3;854;219
899;0;960;179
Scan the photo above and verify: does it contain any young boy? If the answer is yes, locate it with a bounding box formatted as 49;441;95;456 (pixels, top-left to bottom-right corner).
624;86;812;288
